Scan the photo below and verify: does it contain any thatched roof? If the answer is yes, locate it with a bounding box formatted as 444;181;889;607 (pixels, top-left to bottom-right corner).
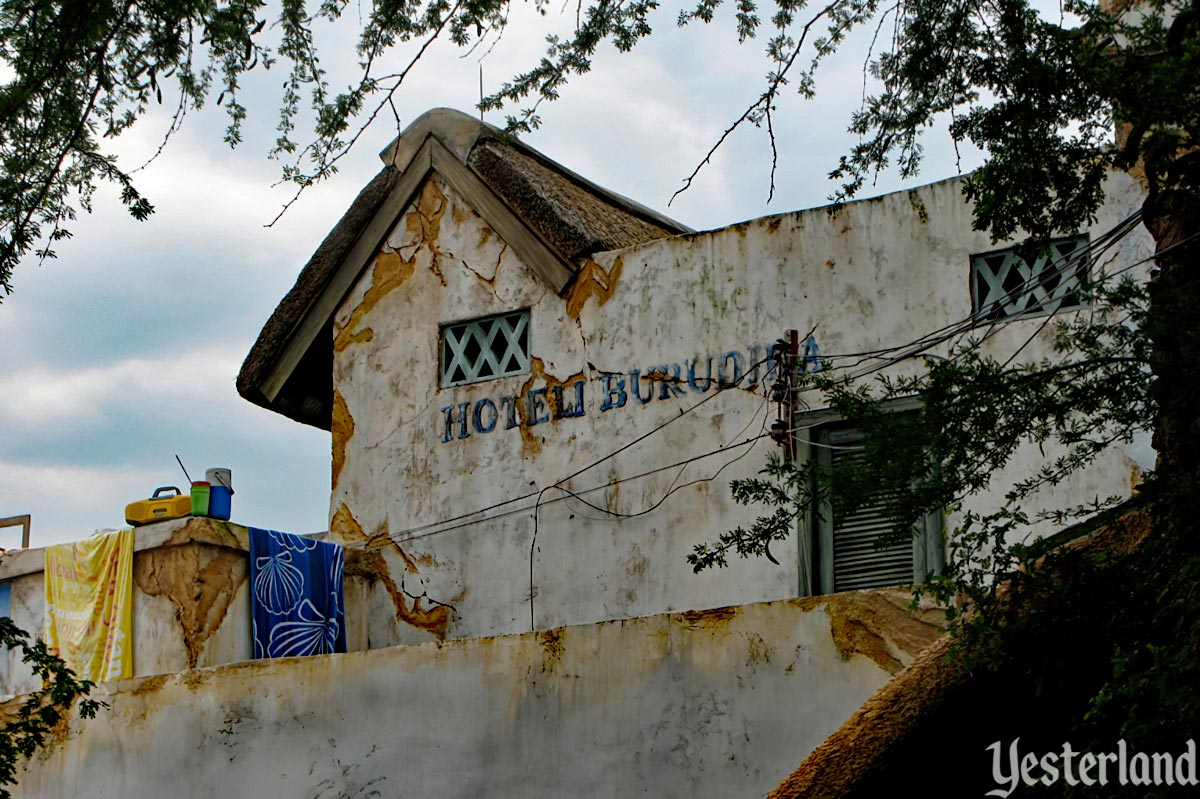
467;138;678;258
237;108;688;429
769;504;1153;799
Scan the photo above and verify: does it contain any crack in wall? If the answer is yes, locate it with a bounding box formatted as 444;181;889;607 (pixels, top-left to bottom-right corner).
515;358;590;457
345;549;454;640
334;249;416;354
458;242;509;304
396;179;450;287
334;503;457;640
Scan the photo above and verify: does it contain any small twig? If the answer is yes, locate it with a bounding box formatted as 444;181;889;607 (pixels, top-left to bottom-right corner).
267;3;463;227
670;2;838;205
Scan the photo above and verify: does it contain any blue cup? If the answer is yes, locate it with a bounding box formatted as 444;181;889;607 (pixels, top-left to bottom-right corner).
208;485;232;521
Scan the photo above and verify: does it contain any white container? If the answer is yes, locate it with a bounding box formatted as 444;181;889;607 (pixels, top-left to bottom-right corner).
205;468;233;494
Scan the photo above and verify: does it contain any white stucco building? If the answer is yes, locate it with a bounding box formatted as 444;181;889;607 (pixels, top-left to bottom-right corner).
237;107;1150;645
7;107;1153;797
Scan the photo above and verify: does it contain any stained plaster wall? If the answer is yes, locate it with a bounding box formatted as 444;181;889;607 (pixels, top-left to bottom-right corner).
330;169;1153;646
581;173;1154;540
13;590;943;799
0;519;254;696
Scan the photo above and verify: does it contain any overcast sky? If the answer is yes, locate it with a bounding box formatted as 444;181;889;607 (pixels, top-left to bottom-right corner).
0;2;986;547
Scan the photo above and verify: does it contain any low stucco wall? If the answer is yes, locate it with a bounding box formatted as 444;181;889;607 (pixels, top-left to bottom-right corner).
14;589;943;799
0;519;413;695
0;518;253;694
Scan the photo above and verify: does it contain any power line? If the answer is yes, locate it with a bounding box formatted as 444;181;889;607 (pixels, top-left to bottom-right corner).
358;353;778;551
529;396;773;628
376;432;772;548
357;213;1168;554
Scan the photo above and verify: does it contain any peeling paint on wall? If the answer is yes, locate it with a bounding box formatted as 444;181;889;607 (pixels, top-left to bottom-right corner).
566;255;624;319
331;502;418;572
133;545;248;669
400;179;450;287
538;627;564;673
819;592;944;675
334;249;416;354
333;502;455;639
345;548;453;639
673;605;741;630
331;390;355;490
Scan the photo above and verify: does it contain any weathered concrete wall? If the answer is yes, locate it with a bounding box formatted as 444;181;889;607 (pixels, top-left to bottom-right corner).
0;520;432;692
330;166;1153;645
583;174;1154;545
13;590;943;799
0;519;253;695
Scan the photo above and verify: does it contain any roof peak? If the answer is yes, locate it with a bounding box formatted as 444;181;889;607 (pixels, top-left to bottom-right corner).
378;107;692;236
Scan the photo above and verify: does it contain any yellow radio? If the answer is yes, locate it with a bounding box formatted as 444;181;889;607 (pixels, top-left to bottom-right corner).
125;486;191;526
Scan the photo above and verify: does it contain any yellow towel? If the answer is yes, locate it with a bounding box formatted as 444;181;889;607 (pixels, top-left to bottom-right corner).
44;528;134;683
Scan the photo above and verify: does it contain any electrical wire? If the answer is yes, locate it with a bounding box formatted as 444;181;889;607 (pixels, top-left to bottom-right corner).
529;396;773;628
358;213;1180;555
358;352;777;551
768;214;1152;410
371;431;773;548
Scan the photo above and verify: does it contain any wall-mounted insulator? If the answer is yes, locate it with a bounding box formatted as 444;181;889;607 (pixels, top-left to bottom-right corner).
770;380;789;404
770;419;789;447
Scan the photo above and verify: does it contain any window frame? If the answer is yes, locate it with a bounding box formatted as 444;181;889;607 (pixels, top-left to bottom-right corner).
793;398;944;597
970;234;1091;323
438;308;532;388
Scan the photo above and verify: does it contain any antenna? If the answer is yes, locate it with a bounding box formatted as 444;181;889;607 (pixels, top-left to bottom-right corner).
175;454;193;484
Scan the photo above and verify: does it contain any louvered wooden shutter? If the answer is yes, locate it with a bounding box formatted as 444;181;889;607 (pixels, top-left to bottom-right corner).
814;426;932;593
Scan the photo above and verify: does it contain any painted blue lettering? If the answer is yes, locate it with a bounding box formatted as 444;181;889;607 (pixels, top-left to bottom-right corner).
473;398;498;434
440;402;471;442
803;334;823;373
717;351;746;387
657;364;686;399
630;369;655;404
553;380;588;418
687;356;714;393
746;344;764;387
599;375;627;411
500;395;520;429
527;387;551;425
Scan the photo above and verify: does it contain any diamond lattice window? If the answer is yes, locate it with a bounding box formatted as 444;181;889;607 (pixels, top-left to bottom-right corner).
971;236;1090;321
440;310;531;387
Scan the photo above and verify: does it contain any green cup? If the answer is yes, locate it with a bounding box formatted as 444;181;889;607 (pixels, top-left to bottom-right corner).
190;481;211;516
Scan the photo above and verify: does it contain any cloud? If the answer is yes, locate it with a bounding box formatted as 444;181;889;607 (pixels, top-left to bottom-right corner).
0;460;164;545
0;343;243;428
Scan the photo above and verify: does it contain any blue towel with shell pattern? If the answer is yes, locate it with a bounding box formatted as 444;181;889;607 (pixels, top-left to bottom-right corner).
249;528;346;659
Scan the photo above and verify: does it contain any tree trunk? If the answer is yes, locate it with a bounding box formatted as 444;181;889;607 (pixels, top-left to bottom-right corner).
1144;187;1200;502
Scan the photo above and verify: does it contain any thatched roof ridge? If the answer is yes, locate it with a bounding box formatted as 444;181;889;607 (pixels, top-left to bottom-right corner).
468;137;679;259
